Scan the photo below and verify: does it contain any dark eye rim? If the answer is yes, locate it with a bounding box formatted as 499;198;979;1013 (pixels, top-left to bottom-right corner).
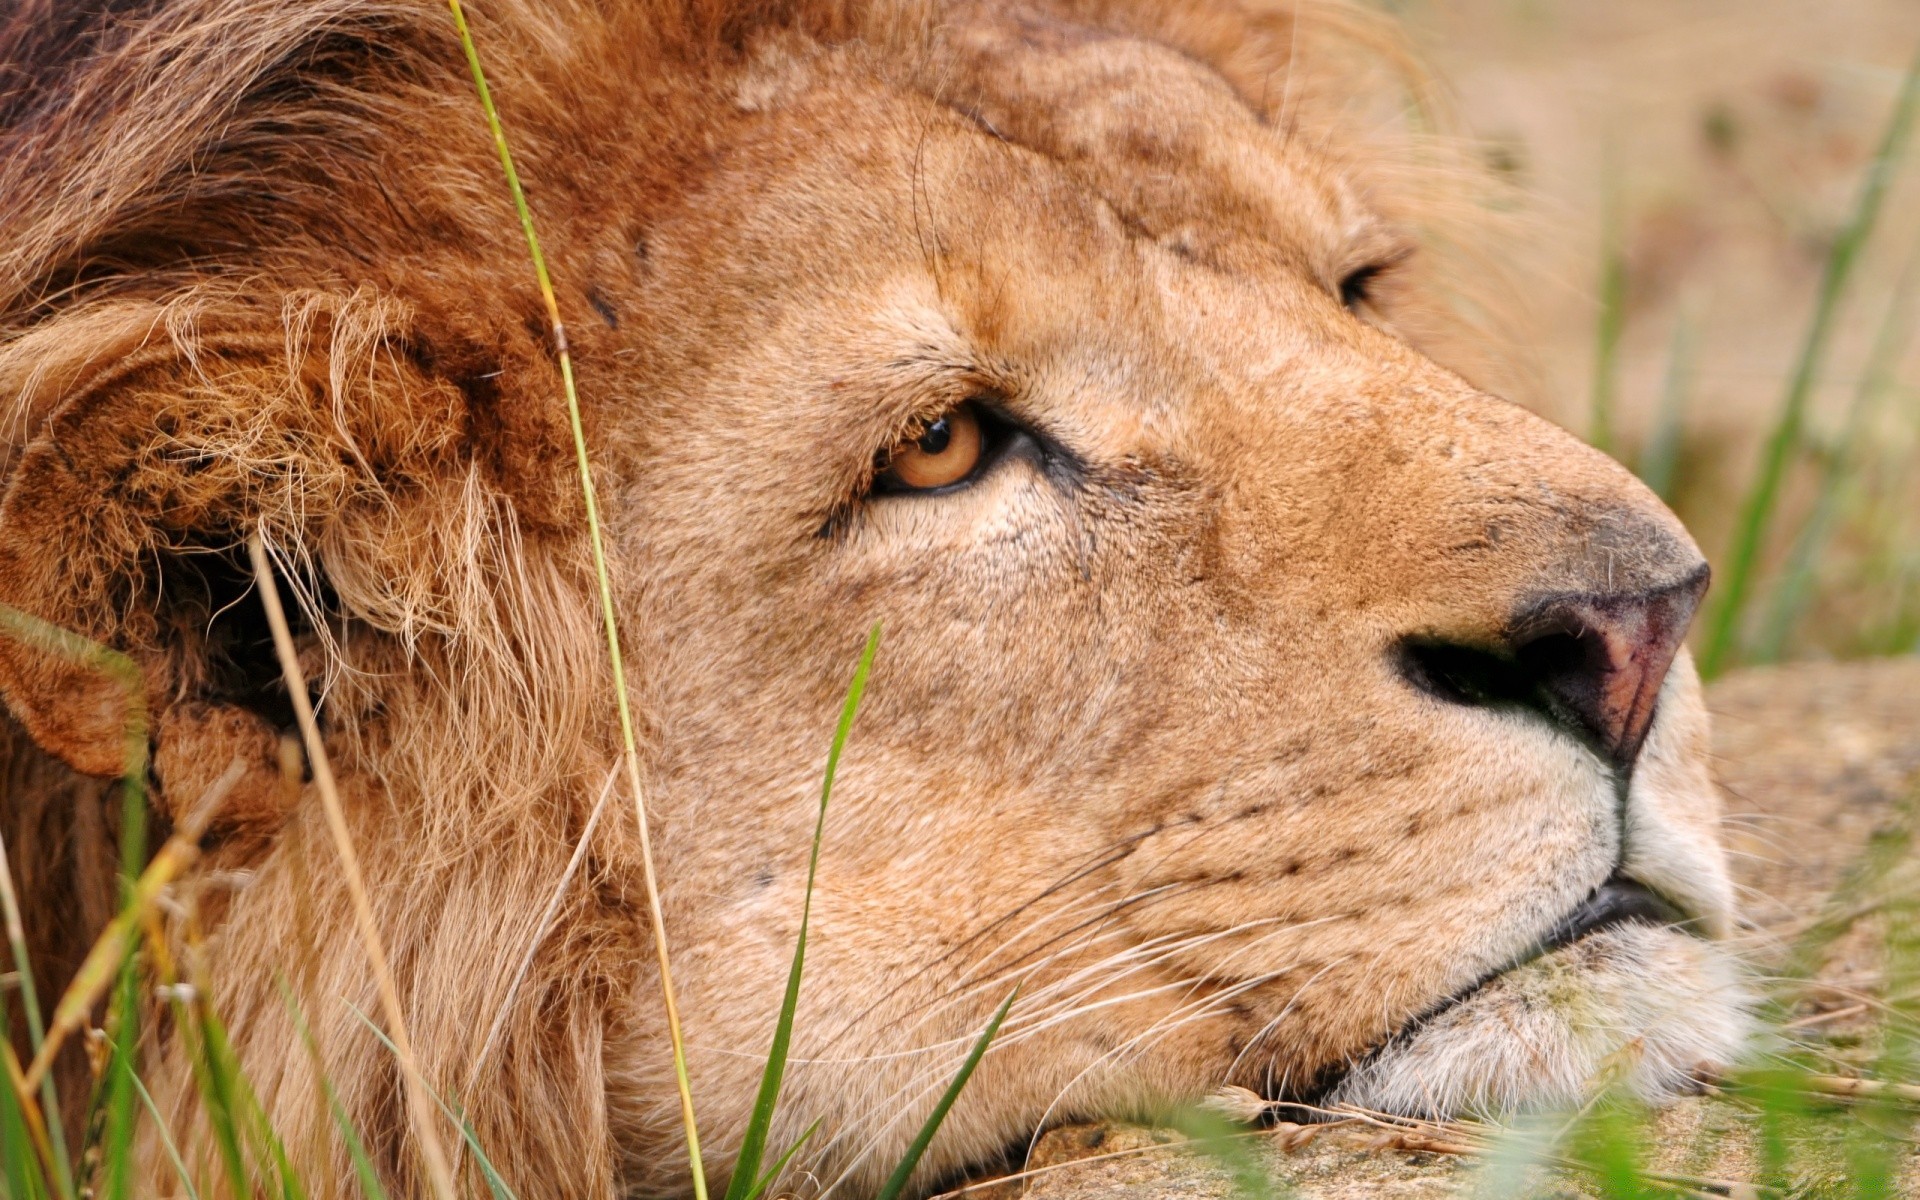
1338;263;1385;311
1336;241;1415;313
869;398;1017;497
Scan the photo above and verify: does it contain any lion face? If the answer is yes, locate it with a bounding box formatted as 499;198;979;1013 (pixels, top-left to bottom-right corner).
599;18;1746;1191
0;2;1745;1196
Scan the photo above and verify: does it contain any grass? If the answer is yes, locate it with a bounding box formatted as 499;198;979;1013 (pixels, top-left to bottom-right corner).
0;798;73;1198
0;605;1006;1197
1752;230;1920;663
441;0;711;1192
249;533;456;1199
1695;45;1920;677
1635;308;1692;505
1588;151;1628;459
0;602;145;1200
727;624;878;1200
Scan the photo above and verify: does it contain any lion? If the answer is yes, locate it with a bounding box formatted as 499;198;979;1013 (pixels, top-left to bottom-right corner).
0;0;1748;1195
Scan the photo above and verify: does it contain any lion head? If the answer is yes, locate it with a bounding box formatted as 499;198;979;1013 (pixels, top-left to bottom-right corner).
0;0;1746;1195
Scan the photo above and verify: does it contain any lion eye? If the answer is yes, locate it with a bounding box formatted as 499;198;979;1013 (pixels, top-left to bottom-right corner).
876;403;987;492
1339;264;1382;311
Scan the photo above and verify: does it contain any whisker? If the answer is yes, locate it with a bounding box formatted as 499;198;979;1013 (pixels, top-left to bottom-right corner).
1223;956;1350;1083
813;828;1165;1049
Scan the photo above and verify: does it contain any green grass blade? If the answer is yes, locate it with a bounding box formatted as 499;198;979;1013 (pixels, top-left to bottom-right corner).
288;1013;397;1198
101;961;141;1200
101;735;152;1200
1589;161;1628;458
1750;1063;1813;1190
127;1067;203;1200
0;606;146;1200
872;987;1018;1200
191;999;258;1200
1568;1102;1654;1200
1699;46;1920;676
258;1119;310;1200
0;847;73;1200
1466;1113;1560;1200
449;1112;518;1200
192;989;306;1200
438;5;708;1194
278;978;392;1200
1169;1107;1285;1200
725;625;880;1200
737;1118;822;1200
0;1025;51;1200
0;607;147;766
1847;789;1920;1199
337;1109;393;1200
1753;231;1920;661
345;1003;520;1200
1637;309;1693;503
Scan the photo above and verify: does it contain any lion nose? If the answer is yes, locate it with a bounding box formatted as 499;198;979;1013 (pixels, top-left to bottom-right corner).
1506;567;1710;767
1403;564;1709;772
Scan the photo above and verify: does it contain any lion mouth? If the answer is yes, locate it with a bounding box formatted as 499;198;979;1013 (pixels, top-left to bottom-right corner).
1307;875;1747;1119
1531;876;1689;961
1377;874;1694;1044
1288;877;1693;1106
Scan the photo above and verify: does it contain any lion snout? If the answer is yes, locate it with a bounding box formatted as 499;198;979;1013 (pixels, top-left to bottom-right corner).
1399;559;1709;773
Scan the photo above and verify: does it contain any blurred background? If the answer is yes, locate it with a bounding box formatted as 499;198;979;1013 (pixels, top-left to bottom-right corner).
1387;0;1920;672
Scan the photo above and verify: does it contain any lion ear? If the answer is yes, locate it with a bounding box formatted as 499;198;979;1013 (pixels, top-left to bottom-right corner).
0;309;393;824
0;309;189;777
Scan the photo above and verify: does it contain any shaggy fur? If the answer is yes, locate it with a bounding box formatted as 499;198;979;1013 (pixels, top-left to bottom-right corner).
0;1;1744;1197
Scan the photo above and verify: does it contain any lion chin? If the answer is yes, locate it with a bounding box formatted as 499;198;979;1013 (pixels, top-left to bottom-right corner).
1326;922;1752;1120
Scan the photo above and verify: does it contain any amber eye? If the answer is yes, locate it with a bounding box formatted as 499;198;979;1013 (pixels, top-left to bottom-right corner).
876;403;986;492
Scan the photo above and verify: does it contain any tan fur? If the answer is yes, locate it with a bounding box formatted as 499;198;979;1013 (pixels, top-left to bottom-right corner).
0;2;1742;1196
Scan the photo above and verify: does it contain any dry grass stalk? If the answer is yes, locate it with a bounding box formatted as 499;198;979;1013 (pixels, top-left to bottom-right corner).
2;754;241;1195
1308;1110;1776;1199
18;757;245;1093
0;797;76;1195
1801;1073;1920;1104
2;1037;61;1185
923;1133;1255;1198
1781;1003;1869;1030
247;532;457;1200
1238;1091;1780;1199
440;3;710;1193
930;1111;1767;1200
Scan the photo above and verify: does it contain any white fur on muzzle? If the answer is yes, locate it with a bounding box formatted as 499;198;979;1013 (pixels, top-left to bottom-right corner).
1327;922;1751;1118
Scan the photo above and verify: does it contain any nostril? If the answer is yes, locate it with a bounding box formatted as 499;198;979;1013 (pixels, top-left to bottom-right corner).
1514;623;1618;734
1515;572;1708;769
1400;639;1536;711
1398;565;1709;772
1398;627;1655;771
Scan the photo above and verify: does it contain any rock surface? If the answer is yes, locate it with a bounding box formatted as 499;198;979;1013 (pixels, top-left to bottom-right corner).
950;657;1920;1199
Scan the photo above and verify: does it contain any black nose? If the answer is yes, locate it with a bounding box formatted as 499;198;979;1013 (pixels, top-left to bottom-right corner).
1402;564;1710;772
